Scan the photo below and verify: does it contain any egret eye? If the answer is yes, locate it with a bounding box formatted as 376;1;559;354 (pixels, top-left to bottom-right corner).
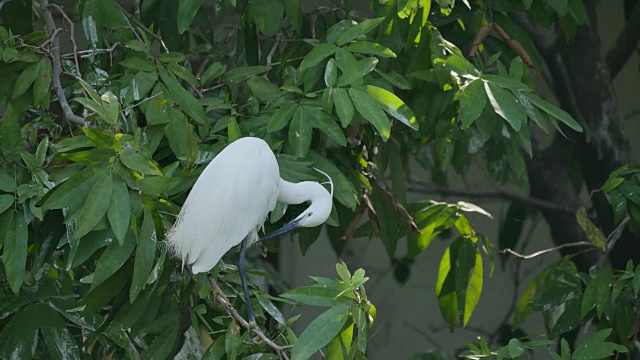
308;212;313;217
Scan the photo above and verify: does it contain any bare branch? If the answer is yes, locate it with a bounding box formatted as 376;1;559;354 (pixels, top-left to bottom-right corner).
111;0;169;52
266;35;281;69
606;1;640;79
39;0;86;126
48;3;81;78
408;180;578;213
501;241;593;260
209;278;292;358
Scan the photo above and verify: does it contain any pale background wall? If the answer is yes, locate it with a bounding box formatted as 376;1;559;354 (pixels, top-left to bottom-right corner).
279;1;640;358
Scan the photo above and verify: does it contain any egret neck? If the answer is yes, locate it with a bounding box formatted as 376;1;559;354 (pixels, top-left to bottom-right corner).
260;179;333;240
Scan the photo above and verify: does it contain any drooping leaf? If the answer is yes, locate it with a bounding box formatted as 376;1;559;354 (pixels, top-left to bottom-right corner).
526;93;583;132
346;41;396;58
130;206;158;302
74;171;113;239
107;177;131;245
201;62;226;85
484;82;526;131
348;87;390;141
12;61;40;99
291;303;351;360
458;79;487;128
288;107;313;158
268;103;297;132
575;207;607;251
298;43;337;72
332;88;354;128
120;149;163;176
249;0;284;36
336;18;385;46
365;85;418;130
160;69;208;126
33;56;52;107
2;211;27;294
177;0;204;34
91;231;136;290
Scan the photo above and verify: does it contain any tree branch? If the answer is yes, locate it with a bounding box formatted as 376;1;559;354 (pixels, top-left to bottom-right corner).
606;0;640;79
408;180;578;213
209;278;292;358
39;0;86;126
501;241;593;260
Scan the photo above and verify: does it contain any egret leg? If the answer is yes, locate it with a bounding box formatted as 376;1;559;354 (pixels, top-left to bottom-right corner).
239;237;255;324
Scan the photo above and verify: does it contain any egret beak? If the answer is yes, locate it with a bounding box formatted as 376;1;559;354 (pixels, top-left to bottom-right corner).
260;218;302;241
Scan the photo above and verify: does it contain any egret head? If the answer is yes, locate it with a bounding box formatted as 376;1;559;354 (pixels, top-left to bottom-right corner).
261;169;333;241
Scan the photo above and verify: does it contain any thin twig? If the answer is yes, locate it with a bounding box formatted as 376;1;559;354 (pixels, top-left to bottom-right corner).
501;241;593;260
408;180;578;213
111;0;169;52
209;278;292;358
266;34;281;69
39;0;86;126
48;3;81;78
62;42;120;60
597;216;630;267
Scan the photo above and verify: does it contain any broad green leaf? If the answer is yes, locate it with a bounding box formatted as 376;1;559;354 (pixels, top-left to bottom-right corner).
348;88;390;141
225;321;242;360
346;41;396;58
299;43;337;72
0;194;13;214
336;17;385;45
3;211;27;294
436;137;454;172
576;207;606;251
572;328;628;359
132;71;158;101
458;79;487;128
177;0;204;34
268;103;297;132
526;93;583;132
227;117;242;142
125;39;148;52
324;58;337;87
107;177;131;245
222;65;269;83
120;149;163;176
142;327;179;359
336;261;352;284
100;91;120;124
601;177;624;194
365;85;418;130
33;56;52;107
484;82;526;131
41;166;100;210
249;0;284;36
283;0;302;32
138;176;182;196
201;62;226;85
121;55;155;72
256;293;286;325
165;110;193;161
167;63;198;85
280;286;351;307
160;69;207;126
304;106;347;146
0;167;17;192
91;231;136;290
463;248;483;326
308;151;357;210
326;323;354;359
482;74;530;91
247;76;280;102
291;303;351;360
435;240;457;329
0;101;26;162
12;61;40;99
130;206;157;302
75;97;109;121
370;186;404;256
74;171;113;239
288;107;312;158
333;88;354;128
337;57;378;87
548;0;568;16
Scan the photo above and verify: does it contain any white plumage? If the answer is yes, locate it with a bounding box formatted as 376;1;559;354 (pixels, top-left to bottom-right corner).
166;136;334;275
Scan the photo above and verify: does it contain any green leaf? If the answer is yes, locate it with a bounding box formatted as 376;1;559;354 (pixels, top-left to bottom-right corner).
120;149;163;176
177;0;204;34
572;328;628;359
42;166;100;210
227;117;242;142
576;207;607;251
249;0;284;36
167;63;198;85
336;261;352;284
160;69;207;126
348;87;390;141
308;151;357;210
33;56;52;107
364;85;418;130
324;58;337;87
256;293;286;325
74;171;113;239
283;0;302;32
291;303;351;360
2;211;27;294
298;43;337;72
507;339;525;358
458;79;487;128
0;167;17;192
201;62;226;85
0;101;26;162
288;107;313;158
0;194;13;214
222;65;269;83
484;82;526;131
12;61;40;99
138;176;182;196
526;93;583;132
268;103;297;132
247;76;280;102
346;41;396;58
601;177;624;194
121;55;155;72
332;88;354;128
336;17;385;46
463;248;483;326
100;91;120;124
280;286;351;307
107;177;131;245
130;206;157;302
337;57;378;87
91;230;136;289
304;106;347;146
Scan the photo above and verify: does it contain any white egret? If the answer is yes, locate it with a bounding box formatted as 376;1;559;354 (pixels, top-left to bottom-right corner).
166;136;333;322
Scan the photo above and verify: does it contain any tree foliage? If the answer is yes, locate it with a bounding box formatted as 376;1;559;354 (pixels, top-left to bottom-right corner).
0;0;637;359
